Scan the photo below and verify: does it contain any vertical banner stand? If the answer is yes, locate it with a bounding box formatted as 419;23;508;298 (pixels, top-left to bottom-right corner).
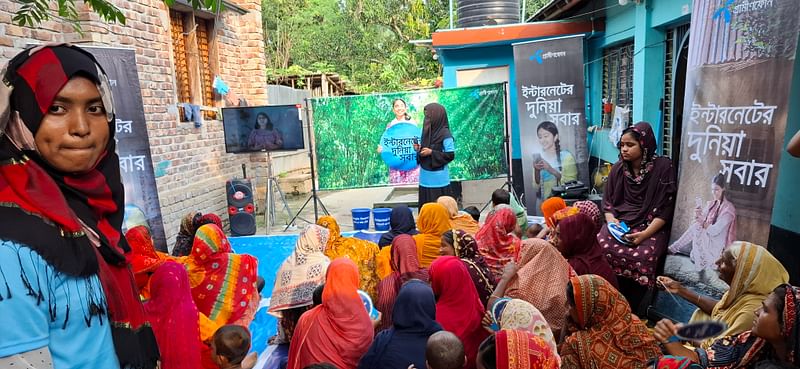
482;82;521;211
264;151;293;234
284;98;329;231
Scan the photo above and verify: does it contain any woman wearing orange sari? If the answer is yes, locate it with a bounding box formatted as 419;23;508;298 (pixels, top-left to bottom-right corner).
476;207;521;281
560;274;660;369
182;224;258;327
437;196;480;235
287;258;374;369
413;202;451;268
317;215;380;299
540;197;567;228
477;330;560;369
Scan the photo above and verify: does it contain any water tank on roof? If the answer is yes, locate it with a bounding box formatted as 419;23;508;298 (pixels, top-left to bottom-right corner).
457;0;520;28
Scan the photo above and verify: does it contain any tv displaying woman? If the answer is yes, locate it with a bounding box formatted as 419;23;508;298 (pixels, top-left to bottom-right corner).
669;173;737;270
533;121;578;199
247;112;284;150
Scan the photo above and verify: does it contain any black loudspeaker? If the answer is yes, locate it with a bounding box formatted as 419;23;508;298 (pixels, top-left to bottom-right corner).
226;179;256;236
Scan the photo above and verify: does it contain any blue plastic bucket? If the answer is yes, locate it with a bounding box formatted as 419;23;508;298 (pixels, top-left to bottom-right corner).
372;208;393;231
351;208;371;230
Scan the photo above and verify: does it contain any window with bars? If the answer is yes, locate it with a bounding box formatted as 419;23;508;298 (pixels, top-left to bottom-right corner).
169;10;217;118
663;24;690;158
602;41;634;127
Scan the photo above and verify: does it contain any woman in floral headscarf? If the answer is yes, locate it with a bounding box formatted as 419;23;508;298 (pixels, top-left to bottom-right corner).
487;298;560;366
182;224;258;326
597;122;676;311
317;215;380;299
477;330;559;369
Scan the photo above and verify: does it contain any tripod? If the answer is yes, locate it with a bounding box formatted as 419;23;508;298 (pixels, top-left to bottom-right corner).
284;99;329;231
264;151;293;234
481;82;523;213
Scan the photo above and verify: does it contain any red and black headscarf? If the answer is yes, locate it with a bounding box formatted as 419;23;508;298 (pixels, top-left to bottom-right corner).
0;45;158;368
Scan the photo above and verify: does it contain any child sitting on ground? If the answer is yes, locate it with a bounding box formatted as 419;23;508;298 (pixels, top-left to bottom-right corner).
212;325;256;369
425;331;465;369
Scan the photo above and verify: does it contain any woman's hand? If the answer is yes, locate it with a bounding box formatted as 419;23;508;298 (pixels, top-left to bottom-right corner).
653;319;681;344
657;276;683;294
377;145;383;154
501;261;517;281
481;311;494;332
625;231;648;245
533;160;545;170
419;148;433;157
413;143;420;151
371;311;382;329
605;213;619;225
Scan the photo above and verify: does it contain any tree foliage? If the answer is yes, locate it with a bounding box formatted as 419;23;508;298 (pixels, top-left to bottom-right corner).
12;0;219;32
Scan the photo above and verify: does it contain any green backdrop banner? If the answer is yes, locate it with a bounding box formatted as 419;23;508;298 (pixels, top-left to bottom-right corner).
311;83;508;190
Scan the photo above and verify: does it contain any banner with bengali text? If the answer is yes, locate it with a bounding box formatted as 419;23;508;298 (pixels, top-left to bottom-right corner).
656;0;800;322
512;35;590;214
85;47;167;250
311;84;508;190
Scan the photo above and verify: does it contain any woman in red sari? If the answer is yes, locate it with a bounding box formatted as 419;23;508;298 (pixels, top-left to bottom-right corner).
476;207;521;281
376;234;429;331
287;258;374;369
430;256;489;369
144;261;203;369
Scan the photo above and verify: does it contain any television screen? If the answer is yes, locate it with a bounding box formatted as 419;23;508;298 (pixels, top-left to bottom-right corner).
222;105;305;153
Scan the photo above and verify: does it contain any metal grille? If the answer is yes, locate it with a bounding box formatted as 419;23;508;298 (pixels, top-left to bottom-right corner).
169;11;191;103
663;24;690;157
602;41;634;127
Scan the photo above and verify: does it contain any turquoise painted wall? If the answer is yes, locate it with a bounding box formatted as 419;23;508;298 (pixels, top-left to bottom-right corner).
771;38;800;231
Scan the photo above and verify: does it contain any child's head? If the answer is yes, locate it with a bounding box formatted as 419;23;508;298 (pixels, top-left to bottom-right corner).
212;325;251;368
525;223;543;239
491;189;510;207
256;276;265;294
303;364;339;369
426;331;465;369
476;334;496;369
463;206;481;223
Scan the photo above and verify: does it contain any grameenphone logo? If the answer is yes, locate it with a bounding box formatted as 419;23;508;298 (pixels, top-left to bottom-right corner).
530;49;567;64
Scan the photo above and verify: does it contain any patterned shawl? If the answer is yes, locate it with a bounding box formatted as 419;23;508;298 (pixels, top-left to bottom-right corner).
493;299;560;366
574;200;603;234
269;225;330;315
505;238;571;332
453;229;495;306
182;224;258;325
496;330;560;369
476;207;521;281
560;275;660;369
317;215;380;299
126;225;167;296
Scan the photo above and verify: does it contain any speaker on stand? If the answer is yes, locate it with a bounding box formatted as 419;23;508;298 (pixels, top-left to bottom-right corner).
227;167;256;236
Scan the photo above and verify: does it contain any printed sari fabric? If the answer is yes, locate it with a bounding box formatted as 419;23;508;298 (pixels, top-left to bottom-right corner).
437;196;480;236
453;229;495;307
182;224;258;326
650;356;702;369
691;242;789;349
269;225;331;315
496;330;559;369
560;275;660;369
144;261;203;369
287;258;374;369
317;215;380;300
476;207;522;281
126;225;167;298
430;256;489;369
412;203;451;268
376;234;429;331
574;200;603;234
505;239;571;332
493;299;560;366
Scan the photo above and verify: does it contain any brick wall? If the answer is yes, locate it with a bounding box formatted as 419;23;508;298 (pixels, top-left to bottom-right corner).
0;0;273;248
